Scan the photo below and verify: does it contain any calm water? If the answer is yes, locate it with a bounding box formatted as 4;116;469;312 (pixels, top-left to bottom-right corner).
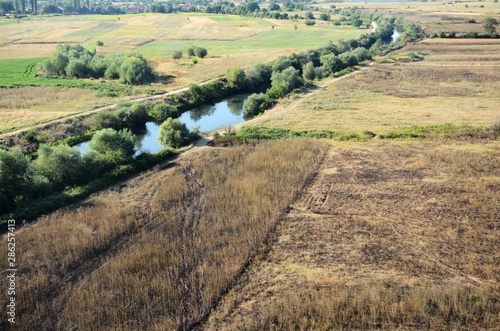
391;30;401;43
179;93;249;132
75;93;249;156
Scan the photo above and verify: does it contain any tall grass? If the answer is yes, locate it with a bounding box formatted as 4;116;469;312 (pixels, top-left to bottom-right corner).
243;283;499;330
0;139;327;331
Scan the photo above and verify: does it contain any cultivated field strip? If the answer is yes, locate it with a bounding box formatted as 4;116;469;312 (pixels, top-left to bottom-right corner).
202;141;500;330
0;140;327;331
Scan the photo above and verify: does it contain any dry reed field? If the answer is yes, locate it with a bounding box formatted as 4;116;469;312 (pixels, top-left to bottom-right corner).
202;139;500;330
249;39;500;133
0;140;327;331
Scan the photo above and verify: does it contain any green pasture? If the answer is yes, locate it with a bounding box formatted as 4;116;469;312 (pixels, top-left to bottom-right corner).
0;58;103;88
140;25;366;58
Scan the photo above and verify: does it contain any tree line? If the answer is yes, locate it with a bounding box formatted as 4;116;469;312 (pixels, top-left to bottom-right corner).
39;44;154;85
232;13;422;119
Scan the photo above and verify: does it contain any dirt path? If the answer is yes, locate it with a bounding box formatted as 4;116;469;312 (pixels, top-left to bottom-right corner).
0;78;219;139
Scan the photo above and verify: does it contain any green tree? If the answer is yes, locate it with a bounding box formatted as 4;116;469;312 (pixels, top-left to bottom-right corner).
319;13;330;21
242;93;274;119
148;103;179;122
93;111;122;130
302;61;316;81
119;54;153;85
351;18;363;27
0;1;14;12
268;66;303;99
194;46;208;58
115;102;149;129
320;53;344;74
246;1;260;12
483;17;499;36
34;144;83;190
0;148;33;212
245;63;272;89
88;128;136;165
227;66;246;89
157;118;191;148
172;50;183;59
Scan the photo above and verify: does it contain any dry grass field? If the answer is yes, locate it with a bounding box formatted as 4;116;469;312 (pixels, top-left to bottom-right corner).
0;140;327;331
247;38;500;134
202;139;500;330
0;86;132;133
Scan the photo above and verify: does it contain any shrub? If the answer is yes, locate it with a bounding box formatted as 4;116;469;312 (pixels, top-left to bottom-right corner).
34;144;84;190
88;128;136;165
242;93;274;119
194;46;208;58
305;19;316;26
115;102;149;129
93;111;122;130
172;50;183;59
245;63;272;90
157;118;191;148
227;66;246;89
268;66;303;99
148;103;180;122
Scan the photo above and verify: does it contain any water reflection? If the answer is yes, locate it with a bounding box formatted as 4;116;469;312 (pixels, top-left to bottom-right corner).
75;93;250;156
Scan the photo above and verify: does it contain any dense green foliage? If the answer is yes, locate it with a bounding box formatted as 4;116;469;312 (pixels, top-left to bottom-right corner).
157;118;192;148
148;103;180;123
39;44;154;85
268;66;303;99
88;128;136;165
34;144;84;190
227;66;247;89
483;17;499;36
242;93;274;119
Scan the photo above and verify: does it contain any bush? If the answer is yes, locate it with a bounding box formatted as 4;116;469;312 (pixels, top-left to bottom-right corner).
148;103;179;122
93;111;122;130
227;67;246;89
34;144;84;190
242;93;275;119
305;19;316;26
39;45;154;85
88;128;136;165
302;61;316;81
157;118;191;148
268;66;303;99
115;102;149;129
194;46;208;58
245;63;272;90
172;50;183;59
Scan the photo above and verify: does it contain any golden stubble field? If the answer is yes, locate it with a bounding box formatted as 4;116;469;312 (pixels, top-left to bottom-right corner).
202;139;500;330
247;38;500;133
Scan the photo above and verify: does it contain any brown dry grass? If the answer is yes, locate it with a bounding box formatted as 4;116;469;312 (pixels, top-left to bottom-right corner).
0;86;127;133
202;139;500;330
0;139;327;331
250;39;500;133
